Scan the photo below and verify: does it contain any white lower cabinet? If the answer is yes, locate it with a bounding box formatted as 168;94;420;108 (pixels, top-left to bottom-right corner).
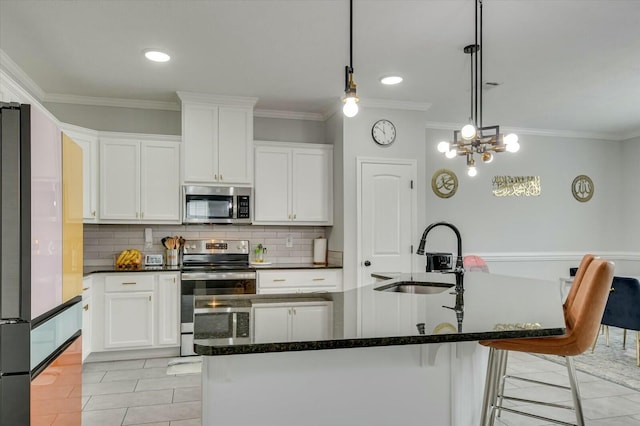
253;301;332;344
89;272;180;353
104;291;154;349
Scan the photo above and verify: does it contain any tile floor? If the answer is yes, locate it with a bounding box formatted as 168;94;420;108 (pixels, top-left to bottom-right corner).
81;351;640;425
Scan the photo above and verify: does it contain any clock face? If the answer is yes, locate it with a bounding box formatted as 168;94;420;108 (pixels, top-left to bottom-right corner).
372;119;396;146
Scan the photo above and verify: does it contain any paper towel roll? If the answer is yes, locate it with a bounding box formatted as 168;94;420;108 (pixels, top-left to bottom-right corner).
313;238;327;265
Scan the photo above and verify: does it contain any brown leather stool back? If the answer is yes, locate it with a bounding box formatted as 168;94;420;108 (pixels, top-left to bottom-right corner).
564;254;596;314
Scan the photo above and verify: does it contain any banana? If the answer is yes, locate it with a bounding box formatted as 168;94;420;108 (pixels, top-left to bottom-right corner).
116;250;129;265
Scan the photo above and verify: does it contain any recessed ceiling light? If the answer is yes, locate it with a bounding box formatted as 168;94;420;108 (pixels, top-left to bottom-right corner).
380;75;403;85
144;49;171;63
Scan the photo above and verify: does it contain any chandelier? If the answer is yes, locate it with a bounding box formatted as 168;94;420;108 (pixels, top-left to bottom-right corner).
437;0;519;177
342;0;359;117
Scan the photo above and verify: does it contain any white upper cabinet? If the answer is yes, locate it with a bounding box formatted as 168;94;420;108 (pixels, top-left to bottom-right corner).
178;92;257;186
99;135;180;223
254;141;333;225
59;123;99;223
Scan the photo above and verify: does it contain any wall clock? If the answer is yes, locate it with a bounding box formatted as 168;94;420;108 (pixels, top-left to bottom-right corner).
571;175;594;202
431;169;458;199
371;119;396;146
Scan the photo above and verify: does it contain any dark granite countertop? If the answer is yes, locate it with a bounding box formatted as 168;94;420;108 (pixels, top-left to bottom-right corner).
84;263;341;277
83;265;182;276
194;272;566;356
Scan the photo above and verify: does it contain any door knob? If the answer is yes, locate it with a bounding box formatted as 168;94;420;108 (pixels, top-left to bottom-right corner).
364;260;371;267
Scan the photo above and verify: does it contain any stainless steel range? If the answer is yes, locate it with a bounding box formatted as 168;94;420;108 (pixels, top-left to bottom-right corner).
180;239;256;356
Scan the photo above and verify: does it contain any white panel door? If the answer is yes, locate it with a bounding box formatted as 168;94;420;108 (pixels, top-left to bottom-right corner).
359;161;415;286
183;104;217;183
252;305;291;343
254;147;291;222
292;148;332;223
156;273;180;346
290;304;331;341
140;141;180;222
218;107;252;184
104;291;154;348
100;139;140;220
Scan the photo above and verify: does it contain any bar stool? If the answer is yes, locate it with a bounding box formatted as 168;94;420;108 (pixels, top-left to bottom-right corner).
479;257;614;426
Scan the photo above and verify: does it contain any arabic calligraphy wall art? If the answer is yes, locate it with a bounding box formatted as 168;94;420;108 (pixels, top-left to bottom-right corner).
431;169;458;198
571;175;594;202
492;176;541;197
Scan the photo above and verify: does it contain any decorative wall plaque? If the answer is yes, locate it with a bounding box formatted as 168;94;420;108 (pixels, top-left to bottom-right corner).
431;169;458;198
571;175;594;202
492;176;541;197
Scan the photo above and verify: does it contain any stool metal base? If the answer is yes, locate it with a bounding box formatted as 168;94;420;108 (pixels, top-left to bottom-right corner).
481;348;585;426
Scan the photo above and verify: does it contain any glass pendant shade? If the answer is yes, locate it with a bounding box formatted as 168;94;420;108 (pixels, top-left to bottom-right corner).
461;124;476;140
467;166;478;177
437;141;450;153
343;97;359;117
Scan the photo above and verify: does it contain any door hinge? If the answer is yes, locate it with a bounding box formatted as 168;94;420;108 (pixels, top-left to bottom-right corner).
410;180;414;189
411;245;414;254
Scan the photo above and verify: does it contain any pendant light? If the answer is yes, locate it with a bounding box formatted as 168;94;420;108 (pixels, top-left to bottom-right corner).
436;0;520;176
342;0;359;117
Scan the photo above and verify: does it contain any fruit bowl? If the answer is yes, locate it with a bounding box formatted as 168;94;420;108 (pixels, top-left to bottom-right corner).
115;249;142;270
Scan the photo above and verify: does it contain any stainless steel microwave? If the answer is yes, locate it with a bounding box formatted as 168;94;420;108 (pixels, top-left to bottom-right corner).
183;186;252;224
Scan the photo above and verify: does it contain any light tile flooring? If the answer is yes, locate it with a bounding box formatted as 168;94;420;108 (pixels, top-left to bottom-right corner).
81;351;640;426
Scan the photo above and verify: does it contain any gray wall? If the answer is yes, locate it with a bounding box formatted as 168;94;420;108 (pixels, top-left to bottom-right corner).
621;135;640;252
424;129;623;254
43;102;328;143
44;102;182;135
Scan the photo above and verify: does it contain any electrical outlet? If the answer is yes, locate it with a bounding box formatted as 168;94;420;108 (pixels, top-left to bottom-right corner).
285;235;293;248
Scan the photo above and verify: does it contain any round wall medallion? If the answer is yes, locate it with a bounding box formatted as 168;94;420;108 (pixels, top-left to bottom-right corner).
431;169;458;199
571;175;594;202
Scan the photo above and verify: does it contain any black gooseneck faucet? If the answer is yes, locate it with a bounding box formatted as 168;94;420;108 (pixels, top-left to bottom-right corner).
417;221;465;332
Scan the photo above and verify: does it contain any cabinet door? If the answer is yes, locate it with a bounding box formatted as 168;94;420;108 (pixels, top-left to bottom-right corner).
157;273;180;346
252;305;291;343
292;148;332;224
218;107;252;184
100;139;140;220
183;104;218;183
254;146;291;222
291;303;332;341
104;291;154;348
140;141;180;222
69;134;98;222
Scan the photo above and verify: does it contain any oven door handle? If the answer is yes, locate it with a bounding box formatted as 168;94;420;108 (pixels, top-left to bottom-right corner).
181;272;256;281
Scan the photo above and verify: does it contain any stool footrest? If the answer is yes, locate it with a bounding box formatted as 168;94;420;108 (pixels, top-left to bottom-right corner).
505;374;572;391
499;395;576;411
494;406;578;426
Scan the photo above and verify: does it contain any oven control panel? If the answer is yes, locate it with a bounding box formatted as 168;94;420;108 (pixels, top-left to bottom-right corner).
183;239;249;254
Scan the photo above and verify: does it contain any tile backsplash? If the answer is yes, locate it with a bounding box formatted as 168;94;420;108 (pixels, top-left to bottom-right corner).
84;224;335;266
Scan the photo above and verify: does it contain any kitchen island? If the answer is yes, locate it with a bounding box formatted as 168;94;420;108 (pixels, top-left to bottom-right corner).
194;272;565;426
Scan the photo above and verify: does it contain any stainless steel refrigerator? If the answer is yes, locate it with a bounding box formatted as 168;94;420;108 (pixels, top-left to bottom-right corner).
0;102;31;425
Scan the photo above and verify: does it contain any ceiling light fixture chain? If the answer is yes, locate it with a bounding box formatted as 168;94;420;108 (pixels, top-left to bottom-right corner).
437;0;519;177
342;0;359;118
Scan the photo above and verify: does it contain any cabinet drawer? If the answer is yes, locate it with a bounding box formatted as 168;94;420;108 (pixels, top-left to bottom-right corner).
105;274;155;292
257;269;342;293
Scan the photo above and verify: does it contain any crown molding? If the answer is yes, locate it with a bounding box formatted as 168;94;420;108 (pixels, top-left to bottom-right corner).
424;121;623;141
98;130;180;142
254;109;325;121
176;91;258;107
45;93;181;111
0;49;46;101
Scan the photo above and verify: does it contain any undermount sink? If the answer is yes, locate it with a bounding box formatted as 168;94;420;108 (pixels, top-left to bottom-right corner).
374;281;454;295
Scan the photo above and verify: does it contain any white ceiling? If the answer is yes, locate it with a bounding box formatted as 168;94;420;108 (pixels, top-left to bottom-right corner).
1;0;639;139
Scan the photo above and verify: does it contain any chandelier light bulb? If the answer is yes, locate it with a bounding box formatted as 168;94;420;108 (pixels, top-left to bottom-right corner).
504;133;519;146
467;166;478;177
445;148;457;159
343;97;359;118
437;141;450;153
506;141;520;153
481;151;493;163
461;124;476;140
